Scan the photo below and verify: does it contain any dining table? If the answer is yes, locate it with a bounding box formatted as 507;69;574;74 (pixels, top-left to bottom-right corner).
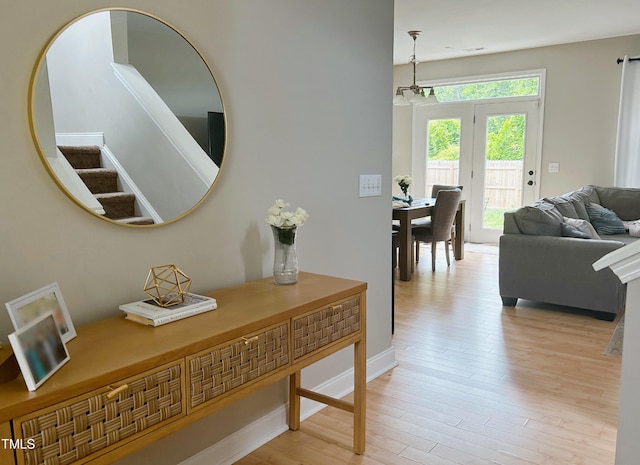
393;197;466;281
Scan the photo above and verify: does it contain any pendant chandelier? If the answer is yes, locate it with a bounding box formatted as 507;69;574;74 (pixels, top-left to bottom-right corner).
393;30;438;106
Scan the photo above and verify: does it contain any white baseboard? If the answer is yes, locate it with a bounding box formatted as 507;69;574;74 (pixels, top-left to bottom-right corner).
179;347;397;465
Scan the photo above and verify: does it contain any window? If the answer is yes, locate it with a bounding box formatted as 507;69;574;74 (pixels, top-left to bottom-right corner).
434;77;540;102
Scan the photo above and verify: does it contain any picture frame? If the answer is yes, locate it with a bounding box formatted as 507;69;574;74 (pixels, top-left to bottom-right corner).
8;311;70;391
6;282;76;343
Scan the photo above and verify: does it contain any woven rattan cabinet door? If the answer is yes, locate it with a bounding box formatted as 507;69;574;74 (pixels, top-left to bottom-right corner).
13;360;184;465
187;323;289;411
293;295;361;360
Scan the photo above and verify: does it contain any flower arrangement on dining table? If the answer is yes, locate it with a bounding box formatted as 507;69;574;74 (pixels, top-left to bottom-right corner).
393;174;413;205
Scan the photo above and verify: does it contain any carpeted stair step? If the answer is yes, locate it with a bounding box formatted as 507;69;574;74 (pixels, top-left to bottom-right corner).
58;144;154;225
76;168;118;194
95;192;136;219
117;216;155;225
58;145;102;169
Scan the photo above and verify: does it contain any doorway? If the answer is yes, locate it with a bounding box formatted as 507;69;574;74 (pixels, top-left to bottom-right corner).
412;99;541;243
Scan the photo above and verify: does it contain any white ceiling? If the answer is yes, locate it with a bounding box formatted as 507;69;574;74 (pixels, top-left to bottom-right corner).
394;0;640;64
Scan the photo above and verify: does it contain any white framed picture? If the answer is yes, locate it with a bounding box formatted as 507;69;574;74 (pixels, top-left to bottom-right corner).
8;312;70;391
6;282;76;343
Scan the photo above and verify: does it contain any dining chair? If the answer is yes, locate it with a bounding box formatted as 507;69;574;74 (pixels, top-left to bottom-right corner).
431;184;463;197
410;184;464;254
412;188;462;272
434;184;463;250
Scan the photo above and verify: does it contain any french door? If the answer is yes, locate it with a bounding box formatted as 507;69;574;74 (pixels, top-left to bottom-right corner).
413;100;540;243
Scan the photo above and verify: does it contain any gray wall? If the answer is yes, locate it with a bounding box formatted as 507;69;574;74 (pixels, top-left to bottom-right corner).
124;11;223;151
393;35;640;197
0;1;394;463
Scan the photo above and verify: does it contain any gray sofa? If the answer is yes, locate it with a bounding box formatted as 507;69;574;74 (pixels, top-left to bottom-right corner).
499;185;640;320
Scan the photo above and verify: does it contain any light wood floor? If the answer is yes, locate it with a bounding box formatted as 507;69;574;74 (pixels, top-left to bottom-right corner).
235;244;622;465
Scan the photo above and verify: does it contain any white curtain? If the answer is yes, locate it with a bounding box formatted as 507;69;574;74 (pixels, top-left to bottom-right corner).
614;55;640;187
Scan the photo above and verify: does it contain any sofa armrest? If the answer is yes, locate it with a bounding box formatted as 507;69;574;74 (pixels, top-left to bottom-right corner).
499;234;626;314
503;211;521;234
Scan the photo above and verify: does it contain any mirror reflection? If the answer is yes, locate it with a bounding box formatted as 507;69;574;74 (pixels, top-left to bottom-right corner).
30;9;225;226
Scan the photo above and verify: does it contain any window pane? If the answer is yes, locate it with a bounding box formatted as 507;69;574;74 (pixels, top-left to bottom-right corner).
425;118;460;197
435;77;539;103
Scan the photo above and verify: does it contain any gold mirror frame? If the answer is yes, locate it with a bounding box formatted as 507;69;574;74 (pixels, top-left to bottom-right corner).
28;8;226;228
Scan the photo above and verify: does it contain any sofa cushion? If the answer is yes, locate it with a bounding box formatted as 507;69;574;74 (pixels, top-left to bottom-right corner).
600;234;640;245
546;188;594;221
544;196;578;218
513;201;562;236
595;186;640;220
575;185;601;204
569;198;590;221
586;203;626;235
563;216;600;239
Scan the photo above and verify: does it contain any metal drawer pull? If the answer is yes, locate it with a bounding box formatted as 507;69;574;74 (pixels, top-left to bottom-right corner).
106;384;129;399
330;304;343;312
242;336;259;345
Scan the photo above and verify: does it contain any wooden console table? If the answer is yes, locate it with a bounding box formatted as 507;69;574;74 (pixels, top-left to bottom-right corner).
0;272;367;465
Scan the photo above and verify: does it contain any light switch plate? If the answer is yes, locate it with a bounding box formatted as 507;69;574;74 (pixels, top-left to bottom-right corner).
359;174;382;197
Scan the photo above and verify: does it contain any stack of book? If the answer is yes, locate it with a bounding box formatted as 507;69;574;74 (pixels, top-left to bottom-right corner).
120;293;217;327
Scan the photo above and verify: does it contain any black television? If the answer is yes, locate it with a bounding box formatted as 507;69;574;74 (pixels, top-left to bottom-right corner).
207;111;225;168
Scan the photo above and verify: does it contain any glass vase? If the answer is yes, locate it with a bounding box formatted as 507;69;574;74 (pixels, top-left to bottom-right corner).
271;225;299;285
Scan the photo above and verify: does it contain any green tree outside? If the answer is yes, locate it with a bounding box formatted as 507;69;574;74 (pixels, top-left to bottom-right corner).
427;118;460;160
426;77;535;161
486;114;525;160
435;77;538;103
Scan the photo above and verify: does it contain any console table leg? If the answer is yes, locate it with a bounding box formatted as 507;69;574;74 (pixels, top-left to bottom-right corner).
288;371;301;431
353;339;366;454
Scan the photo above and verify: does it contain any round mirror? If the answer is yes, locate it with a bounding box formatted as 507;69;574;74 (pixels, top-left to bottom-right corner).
29;9;226;227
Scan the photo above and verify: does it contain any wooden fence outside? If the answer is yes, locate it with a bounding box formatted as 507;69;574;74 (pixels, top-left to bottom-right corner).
426;160;523;209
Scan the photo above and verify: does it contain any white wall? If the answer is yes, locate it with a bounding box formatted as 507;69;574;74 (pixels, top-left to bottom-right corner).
0;0;394;463
393;35;640;197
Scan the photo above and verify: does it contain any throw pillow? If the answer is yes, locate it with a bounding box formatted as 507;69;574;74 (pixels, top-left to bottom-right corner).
563;216;601;239
585;204;626;235
624;219;640;237
560;222;592;239
513;202;563;236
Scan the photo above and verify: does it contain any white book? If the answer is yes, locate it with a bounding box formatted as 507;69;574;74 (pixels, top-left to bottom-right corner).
124;303;217;327
119;293;217;320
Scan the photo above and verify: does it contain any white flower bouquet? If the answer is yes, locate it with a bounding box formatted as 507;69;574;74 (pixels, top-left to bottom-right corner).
265;199;309;229
265;199;309;245
393;175;413;205
393;175;412;195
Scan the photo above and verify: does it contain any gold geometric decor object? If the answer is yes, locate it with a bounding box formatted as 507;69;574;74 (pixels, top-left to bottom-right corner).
143;264;192;307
